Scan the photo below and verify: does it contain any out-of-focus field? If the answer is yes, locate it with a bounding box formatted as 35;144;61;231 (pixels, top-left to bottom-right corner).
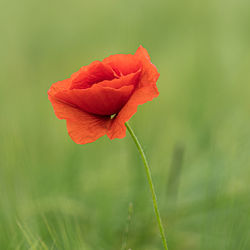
0;0;250;249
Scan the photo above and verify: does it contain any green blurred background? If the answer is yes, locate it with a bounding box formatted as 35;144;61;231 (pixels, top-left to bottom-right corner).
1;0;250;249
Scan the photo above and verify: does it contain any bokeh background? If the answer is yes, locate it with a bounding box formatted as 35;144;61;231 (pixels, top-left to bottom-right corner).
1;0;250;249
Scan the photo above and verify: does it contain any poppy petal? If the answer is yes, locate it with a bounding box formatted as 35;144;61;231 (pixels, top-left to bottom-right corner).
98;69;141;89
107;46;160;139
55;84;135;116
49;95;110;144
135;45;160;89
70;61;116;90
48;78;71;96
102;54;141;76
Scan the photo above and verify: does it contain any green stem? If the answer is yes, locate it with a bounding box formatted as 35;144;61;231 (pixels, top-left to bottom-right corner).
125;122;168;250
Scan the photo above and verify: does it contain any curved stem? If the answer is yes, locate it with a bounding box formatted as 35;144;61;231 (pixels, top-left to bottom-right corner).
125;122;168;250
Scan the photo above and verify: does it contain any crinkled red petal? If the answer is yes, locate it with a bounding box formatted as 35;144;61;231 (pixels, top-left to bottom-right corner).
70;61;116;90
102;54;141;76
48;95;110;144
107;46;160;139
54;84;134;116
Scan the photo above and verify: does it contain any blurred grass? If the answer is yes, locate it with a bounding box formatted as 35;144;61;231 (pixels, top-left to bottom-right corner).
0;0;250;249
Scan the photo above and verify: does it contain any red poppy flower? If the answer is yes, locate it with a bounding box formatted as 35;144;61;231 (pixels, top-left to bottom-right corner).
48;46;159;144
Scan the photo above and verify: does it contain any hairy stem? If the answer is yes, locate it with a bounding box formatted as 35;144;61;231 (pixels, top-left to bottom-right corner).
125;122;168;250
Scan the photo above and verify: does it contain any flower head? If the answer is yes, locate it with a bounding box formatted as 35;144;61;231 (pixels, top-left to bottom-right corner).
48;46;159;144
